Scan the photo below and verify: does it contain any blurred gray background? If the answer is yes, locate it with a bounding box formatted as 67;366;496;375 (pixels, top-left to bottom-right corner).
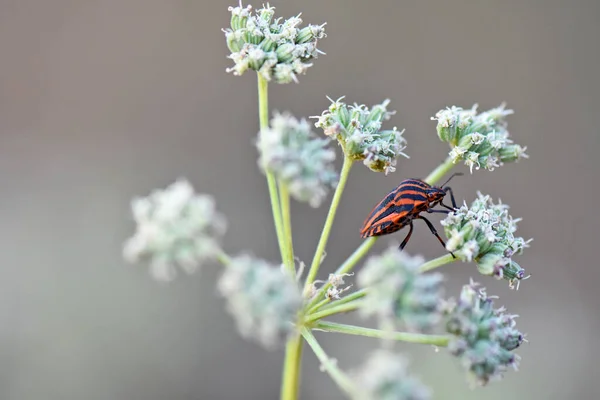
1;0;599;399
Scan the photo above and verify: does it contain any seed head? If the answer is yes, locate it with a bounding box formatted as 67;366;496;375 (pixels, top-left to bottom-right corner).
257;112;338;207
351;350;432;400
441;192;531;287
444;280;525;386
314;97;408;174
217;255;303;349
224;2;326;83
357;248;444;333
123;179;226;281
432;104;528;173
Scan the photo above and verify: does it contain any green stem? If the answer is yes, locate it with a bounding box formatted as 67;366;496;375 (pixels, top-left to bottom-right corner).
306;237;377;310
308;288;367;314
301;328;357;397
304;302;360;323
280;333;304;400
279;183;295;273
216;250;231;266
419;253;458;273
424;156;455;186
257;74;288;268
304;156;353;289
314;321;450;346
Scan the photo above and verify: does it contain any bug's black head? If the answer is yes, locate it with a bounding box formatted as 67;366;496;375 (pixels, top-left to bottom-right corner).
427;172;463;206
426;186;447;205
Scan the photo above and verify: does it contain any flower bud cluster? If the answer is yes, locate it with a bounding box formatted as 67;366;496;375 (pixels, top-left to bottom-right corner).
217;255;303;349
357;248;444;333
224;2;326;83
441;192;531;287
432;104;528;173
444;280;525;386
351;350;432;400
257;112;338;207
123;179;226;281
313;97;408;174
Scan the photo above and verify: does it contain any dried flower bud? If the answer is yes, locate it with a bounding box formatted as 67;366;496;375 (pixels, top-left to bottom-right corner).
123;179;226;281
441;192;532;287
224;2;326;83
444;280;525;386
357;248;444;333
432;103;528;173
314;97;408;174
351;350;432;400
257;112;338;207
218;255;303;349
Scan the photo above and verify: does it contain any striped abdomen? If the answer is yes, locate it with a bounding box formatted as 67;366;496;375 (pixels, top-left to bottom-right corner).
360;179;432;238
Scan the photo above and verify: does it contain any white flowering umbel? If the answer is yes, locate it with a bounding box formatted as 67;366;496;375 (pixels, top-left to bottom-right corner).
432;104;528;173
218;255;303;349
444;281;524;386
224;2;326;83
441;192;531;287
314;97;408;174
123;179;227;281
257;113;338;207
357;248;444;333
351;350;432;400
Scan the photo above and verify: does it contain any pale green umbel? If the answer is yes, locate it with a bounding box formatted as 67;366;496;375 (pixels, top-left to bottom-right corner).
358;247;445;333
123;179;227;281
224;2;326;83
444;280;525;387
350;350;432;400
441;192;532;287
432;103;528;173
218;254;303;349
257;112;338;208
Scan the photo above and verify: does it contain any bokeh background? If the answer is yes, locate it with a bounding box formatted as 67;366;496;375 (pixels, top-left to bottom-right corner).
1;0;599;399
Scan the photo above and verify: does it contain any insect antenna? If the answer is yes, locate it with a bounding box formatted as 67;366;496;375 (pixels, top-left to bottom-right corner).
439;172;464;188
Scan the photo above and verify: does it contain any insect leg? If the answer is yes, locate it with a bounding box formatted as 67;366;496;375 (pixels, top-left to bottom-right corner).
426;209;450;214
399;221;414;251
442;186;458;209
417;215;456;258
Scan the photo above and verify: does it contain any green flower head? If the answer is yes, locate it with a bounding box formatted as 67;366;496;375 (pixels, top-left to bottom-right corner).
357;247;444;333
218;255;303;349
432;104;528;173
314;97;408;174
257;112;338;207
224;2;326;83
123;179;227;281
444;280;525;386
441;192;532;288
351;350;432;400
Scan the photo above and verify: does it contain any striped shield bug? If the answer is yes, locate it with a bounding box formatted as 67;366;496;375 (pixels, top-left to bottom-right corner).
360;173;463;255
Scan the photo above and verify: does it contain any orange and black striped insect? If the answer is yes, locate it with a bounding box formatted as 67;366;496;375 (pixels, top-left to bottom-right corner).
360;173;463;256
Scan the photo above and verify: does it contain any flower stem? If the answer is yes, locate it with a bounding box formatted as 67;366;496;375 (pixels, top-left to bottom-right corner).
304;302;361;323
301;327;357;397
280;333;304;400
419;253;458;273
424;156;455;186
314;321;450;346
216;250;231;266
257;74;288;271
304;156;353;289
279;183;295;271
306;237;377;310
308;288;367;314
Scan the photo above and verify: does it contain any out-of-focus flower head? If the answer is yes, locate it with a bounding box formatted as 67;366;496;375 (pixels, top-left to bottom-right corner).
123;179;226;281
